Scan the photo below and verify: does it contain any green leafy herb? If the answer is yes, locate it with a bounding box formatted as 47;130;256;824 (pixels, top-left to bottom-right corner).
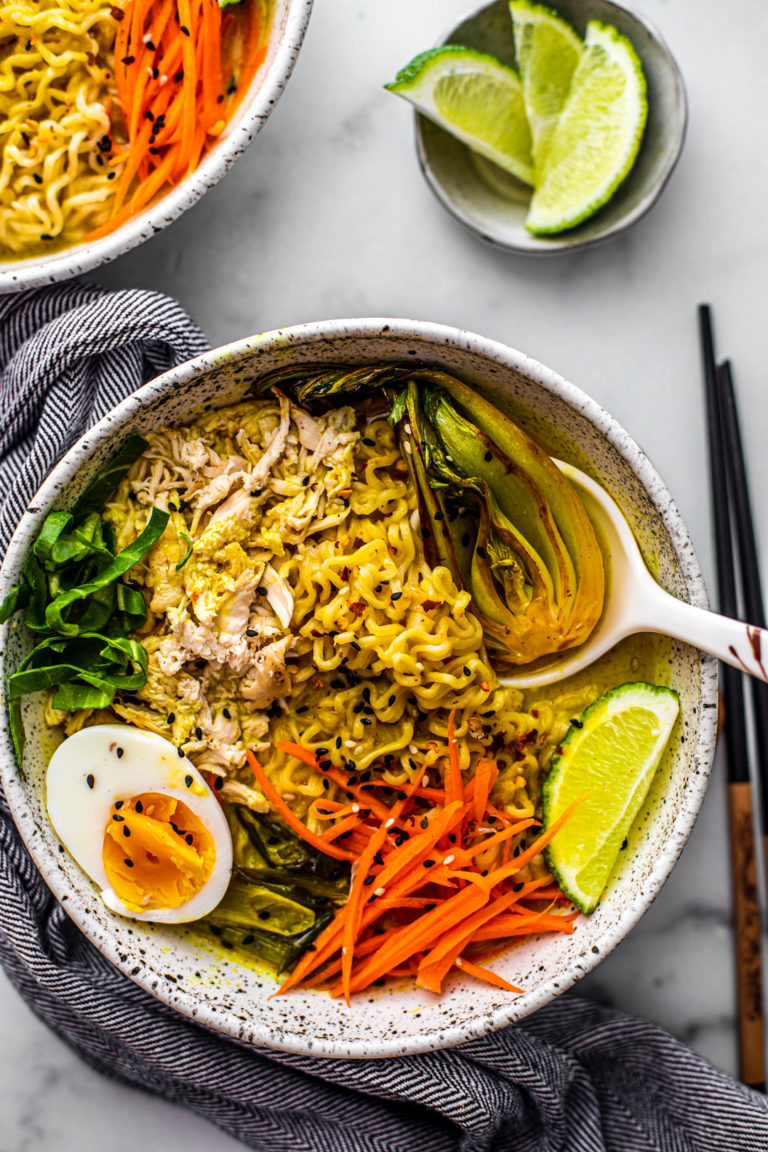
0;435;168;761
175;532;193;571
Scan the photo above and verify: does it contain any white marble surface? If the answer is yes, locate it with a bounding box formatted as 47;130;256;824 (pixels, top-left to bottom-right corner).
3;0;768;1145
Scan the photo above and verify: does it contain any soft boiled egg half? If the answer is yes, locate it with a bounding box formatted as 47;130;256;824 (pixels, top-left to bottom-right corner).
46;724;233;923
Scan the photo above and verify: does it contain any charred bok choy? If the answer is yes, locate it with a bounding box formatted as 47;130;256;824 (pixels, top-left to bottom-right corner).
0;434;169;761
208;805;349;973
259;365;604;667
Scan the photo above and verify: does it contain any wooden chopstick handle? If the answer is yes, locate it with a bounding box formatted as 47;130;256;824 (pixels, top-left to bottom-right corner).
728;780;766;1089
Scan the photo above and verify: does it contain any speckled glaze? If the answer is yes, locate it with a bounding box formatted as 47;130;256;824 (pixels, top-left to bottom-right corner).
415;0;688;255
0;320;718;1058
0;0;313;294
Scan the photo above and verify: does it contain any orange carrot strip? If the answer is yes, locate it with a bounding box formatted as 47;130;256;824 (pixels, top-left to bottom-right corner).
417;889;522;994
247;751;355;863
454;818;539;866
321;814;365;844
454;956;524;994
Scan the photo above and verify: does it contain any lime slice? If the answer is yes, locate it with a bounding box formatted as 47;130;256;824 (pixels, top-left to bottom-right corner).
385;46;534;186
508;0;582;174
543;681;679;914
526;20;647;234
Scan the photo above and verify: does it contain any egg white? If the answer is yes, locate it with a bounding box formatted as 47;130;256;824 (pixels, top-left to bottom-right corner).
46;724;233;923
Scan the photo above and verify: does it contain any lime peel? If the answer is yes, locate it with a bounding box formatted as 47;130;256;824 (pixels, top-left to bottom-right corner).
525;19;648;234
542;681;679;914
385;45;534;186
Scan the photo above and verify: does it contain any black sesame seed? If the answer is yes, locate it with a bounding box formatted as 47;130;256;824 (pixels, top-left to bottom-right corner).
135;801;143;813
461;533;471;547
363;875;375;887
222;708;231;719
476;546;487;559
124;859;134;868
374;584;382;593
373;850;384;865
167;712;176;724
359;770;371;782
424;903;437;912
114;800;123;810
316;747;329;756
397;790;407;801
424;859;435;868
463;666;471;676
408;758;418;772
195;727;202;740
257;586;268;595
302;475;310;487
420;817;428;829
448;833;457;844
361;717;372;726
347;759;357;771
513;882;524;892
362;437;375;447
215;777;224;790
122;54;135;63
258;910;271;920
180;23;190;33
296;705;309;714
185;834;194;845
335;736;342;749
571;718;584;729
351;641;361;651
388;695;396;706
116;746;124;758
184;775;193;788
112;814;124;822
242;934;255;945
330;679;345;690
123;826;131;838
33;173;43;184
246;628;257;637
177;747;185;758
484;450;493;462
391;591;402;601
318;759;332;771
322;779;329;790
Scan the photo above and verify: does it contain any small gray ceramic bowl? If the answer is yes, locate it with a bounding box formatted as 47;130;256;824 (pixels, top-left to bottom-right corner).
0;0;313;294
0;319;717;1058
415;0;687;254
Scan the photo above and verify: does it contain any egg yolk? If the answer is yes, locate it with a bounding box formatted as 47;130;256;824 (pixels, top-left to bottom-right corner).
102;792;215;911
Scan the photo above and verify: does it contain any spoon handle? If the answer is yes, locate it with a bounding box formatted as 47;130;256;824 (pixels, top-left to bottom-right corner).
645;589;768;682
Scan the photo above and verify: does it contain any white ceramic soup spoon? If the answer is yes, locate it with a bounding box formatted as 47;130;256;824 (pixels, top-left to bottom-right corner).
498;460;768;690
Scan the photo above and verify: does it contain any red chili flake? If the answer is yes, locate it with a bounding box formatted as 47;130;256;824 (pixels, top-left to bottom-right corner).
420;599;441;611
340;566;351;581
348;601;366;616
110;5;124;18
387;545;398;556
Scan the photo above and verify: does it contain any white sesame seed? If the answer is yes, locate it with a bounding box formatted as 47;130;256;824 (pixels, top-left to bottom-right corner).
384;818;395;829
374;887;385;897
455;957;464;968
421;775;429;787
352;804;360;813
443;854;455;865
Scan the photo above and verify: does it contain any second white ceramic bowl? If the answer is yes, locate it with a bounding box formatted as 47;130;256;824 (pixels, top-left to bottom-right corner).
0;0;313;294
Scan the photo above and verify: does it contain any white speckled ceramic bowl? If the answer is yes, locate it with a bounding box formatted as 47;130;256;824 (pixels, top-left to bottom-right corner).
0;319;717;1057
0;0;313;294
414;0;687;254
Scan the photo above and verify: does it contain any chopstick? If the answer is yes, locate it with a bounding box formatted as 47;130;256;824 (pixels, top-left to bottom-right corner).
699;303;766;1090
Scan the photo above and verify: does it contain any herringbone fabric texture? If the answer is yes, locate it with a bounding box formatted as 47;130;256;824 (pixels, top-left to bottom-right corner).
0;284;766;1152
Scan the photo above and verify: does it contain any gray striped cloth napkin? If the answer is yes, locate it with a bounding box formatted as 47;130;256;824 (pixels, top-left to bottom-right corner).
0;282;765;1152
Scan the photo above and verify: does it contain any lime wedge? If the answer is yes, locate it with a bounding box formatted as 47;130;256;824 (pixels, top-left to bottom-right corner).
508;0;582;175
526;20;647;234
385;46;534;186
543;682;679;914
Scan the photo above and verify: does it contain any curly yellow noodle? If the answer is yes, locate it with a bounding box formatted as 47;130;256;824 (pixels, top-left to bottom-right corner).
0;0;122;255
57;397;593;870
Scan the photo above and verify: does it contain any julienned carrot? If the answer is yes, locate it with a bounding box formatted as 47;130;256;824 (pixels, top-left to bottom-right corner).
259;734;582;999
247;751;355;863
453;956;525;994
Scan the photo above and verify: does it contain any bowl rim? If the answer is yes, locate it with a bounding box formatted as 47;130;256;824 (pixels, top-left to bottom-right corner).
0;0;314;294
415;0;689;256
0;317;718;1057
